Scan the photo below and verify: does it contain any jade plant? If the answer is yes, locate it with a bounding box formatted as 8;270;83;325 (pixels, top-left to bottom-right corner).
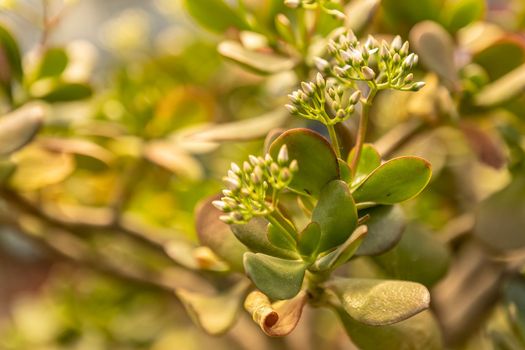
200;30;435;345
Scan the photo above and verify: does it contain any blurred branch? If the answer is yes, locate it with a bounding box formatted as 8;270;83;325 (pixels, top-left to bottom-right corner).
374;119;426;158
0;187;179;263
0;197;215;294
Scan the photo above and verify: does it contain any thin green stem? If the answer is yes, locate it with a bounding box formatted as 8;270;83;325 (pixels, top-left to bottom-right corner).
267;209;297;242
327;123;342;159
350;87;377;178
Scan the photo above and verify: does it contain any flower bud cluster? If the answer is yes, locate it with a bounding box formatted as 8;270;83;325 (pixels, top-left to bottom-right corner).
213;145;298;224
285;73;361;125
284;0;345;20
317;30;425;91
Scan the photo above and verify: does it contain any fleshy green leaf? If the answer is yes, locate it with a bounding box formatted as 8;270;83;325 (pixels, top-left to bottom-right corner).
311;225;367;271
348;143;381;187
195;195;248;272
218;41;295;75
232;218;299;259
0;102;45;156
355;205;406;256
336;308;443;350
474;175;525;252
269;128;339;197
184;0;249;33
313;180;358;252
243;253;306;300
442;0;485;33
338;158;352;183
36;47;68;79
36;82;93;102
474;64;525;107
0;24;23;82
373;223;451;287
328;278;430;326
410;21;458;86
352;156;432;205
297;222;321;259
176;279;250;335
267;223;296;252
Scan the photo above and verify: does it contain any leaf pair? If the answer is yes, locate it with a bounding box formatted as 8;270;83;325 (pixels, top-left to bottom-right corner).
349;143;433;205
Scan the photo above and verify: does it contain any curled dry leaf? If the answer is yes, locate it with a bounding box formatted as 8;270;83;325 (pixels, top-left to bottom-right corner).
244;290;308;337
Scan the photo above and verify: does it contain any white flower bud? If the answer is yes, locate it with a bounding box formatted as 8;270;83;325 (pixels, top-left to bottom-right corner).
280;168;291;182
249;155;259;166
334;66;346;77
314;57;330;72
410;82;426;91
316;72;325;87
289;159;299;172
391;35;402;51
361;66;376;80
285;104;298;114
219;215;234;224
301;81;314;95
365;35;378;50
404;73;414;83
400;41;409;56
243;161;252;172
277;145;289;165
224;177;240;190
212;200;229;212
349;90;361;105
230;162;241;174
336;109;345;119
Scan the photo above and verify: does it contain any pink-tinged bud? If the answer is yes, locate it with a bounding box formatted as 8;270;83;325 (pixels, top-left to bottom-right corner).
361;66;376;80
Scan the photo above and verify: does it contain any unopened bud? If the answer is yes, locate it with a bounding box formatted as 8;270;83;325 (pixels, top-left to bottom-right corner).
393;53;401;64
230;162;241;174
404;73;414;83
336;109;345;119
285;104;298;114
391;35;402;51
219;215;234;224
289;159;299;172
316;72;325;87
410;82;426;91
400;41;409;56
314;57;329;72
243;161;252;172
301;81;314;95
280;168;291;182
277;145;289;165
361;66;376;80
349;90;361;105
224;177;240;190
212;200;229;212
249;155;259;166
334;66;347;77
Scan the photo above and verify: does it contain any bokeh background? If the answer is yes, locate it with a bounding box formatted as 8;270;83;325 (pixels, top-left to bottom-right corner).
0;0;525;349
